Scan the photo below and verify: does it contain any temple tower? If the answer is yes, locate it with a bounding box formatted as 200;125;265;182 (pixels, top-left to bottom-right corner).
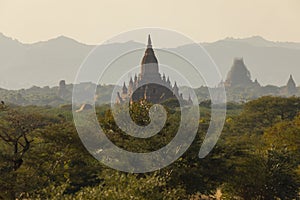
286;74;297;95
139;35;161;84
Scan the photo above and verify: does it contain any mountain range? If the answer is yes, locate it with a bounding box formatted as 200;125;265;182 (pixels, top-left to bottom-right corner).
0;33;299;89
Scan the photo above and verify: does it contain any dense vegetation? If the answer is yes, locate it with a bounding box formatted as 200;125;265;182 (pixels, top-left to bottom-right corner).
0;96;299;199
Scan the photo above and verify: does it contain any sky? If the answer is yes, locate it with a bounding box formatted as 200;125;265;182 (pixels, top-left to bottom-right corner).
0;0;300;44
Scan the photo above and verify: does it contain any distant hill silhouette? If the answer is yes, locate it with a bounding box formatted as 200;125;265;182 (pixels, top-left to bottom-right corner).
0;33;300;89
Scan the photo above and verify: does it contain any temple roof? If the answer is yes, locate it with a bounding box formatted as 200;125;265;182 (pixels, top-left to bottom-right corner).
141;34;158;65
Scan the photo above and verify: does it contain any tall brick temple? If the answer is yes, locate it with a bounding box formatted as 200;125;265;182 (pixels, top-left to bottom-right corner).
116;35;190;104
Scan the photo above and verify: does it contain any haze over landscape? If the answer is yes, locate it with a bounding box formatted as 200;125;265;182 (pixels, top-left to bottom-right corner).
1;0;300;89
0;32;299;89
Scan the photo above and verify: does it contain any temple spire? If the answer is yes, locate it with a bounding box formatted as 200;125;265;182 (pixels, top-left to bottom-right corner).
141;34;158;75
147;34;152;48
122;82;128;94
287;74;296;87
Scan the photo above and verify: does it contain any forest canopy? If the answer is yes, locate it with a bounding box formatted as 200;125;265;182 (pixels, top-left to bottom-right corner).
0;96;299;199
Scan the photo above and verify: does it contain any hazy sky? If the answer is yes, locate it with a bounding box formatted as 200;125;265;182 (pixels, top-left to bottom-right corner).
0;0;300;44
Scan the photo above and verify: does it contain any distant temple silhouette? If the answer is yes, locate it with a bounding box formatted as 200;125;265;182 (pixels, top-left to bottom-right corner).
222;57;297;97
116;35;189;104
224;58;259;88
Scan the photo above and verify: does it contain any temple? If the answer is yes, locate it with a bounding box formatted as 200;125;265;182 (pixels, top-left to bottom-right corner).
116;35;188;104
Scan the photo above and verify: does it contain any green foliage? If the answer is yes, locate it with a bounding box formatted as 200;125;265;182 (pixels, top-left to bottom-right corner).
221;97;300;199
0;96;299;199
62;171;186;200
227;96;300;135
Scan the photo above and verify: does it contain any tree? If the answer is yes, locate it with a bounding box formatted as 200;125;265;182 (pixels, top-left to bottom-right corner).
0;105;59;199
